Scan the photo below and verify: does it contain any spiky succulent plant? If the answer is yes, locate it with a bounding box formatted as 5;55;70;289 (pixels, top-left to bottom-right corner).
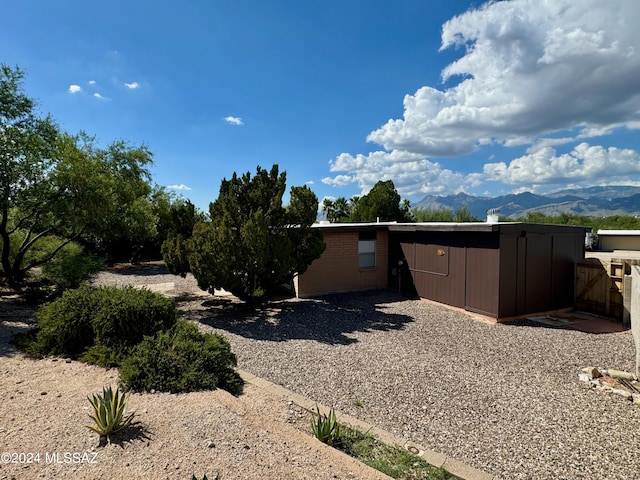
311;405;340;446
86;386;135;439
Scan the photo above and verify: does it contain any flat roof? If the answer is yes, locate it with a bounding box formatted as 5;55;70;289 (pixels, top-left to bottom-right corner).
313;221;590;234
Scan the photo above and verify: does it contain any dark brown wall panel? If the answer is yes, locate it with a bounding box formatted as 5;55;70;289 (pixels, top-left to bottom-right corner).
525;236;553;312
390;226;586;319
551;235;580;308
465;243;500;316
497;234;519;318
409;232;466;308
412;245;466;307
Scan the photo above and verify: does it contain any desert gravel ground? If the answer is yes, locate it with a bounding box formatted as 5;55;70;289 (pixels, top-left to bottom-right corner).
105;264;639;480
3;262;639;480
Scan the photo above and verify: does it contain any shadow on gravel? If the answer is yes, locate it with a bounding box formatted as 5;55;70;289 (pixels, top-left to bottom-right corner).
185;290;416;345
0;296;35;357
96;422;153;448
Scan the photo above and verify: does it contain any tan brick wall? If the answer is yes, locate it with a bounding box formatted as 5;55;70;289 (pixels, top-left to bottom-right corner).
294;229;388;297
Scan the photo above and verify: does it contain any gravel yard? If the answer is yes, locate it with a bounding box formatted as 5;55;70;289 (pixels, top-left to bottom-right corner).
97;265;640;480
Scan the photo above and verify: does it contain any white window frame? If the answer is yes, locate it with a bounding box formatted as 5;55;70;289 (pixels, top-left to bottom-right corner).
358;232;376;269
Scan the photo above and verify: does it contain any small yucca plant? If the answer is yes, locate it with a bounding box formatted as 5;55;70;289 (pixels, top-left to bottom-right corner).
311;405;340;446
86;386;135;440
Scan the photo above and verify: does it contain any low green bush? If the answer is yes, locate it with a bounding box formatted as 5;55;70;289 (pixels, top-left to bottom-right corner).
28;285;177;365
79;344;127;369
90;286;177;349
120;320;243;395
40;241;104;292
29;284;97;357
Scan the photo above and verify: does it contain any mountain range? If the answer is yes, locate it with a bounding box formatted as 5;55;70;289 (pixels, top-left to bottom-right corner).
413;186;640;219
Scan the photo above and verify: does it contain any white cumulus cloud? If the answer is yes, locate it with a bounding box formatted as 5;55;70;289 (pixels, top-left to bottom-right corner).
328;0;640;198
167;184;192;191
322;174;355;187
224;116;243;125
124;82;139;89
368;0;640;157
482;143;640;187
324;150;474;197
68;85;82;94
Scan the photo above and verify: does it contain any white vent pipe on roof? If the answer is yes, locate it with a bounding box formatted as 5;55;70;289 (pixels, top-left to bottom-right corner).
486;208;500;223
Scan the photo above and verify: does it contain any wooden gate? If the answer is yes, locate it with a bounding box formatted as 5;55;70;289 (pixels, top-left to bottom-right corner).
575;258;623;319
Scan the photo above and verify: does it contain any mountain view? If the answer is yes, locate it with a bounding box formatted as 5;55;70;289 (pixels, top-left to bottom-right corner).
413;186;640;219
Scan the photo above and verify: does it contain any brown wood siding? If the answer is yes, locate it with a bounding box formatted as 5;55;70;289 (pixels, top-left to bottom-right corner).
524;235;553;313
516;236;527;315
407;232;466;308
464;234;500;316
498;234;519;318
551;235;582;308
301;223;587;319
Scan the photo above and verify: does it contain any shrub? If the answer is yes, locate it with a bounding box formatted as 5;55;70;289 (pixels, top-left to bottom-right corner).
39;241;104;292
28;285;177;365
86;386;135;439
89;286;177;350
161;232;191;277
120;320;243;395
30;284;97;357
79;344;126;369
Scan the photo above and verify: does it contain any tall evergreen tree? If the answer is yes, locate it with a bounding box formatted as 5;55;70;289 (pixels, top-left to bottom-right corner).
187;165;324;302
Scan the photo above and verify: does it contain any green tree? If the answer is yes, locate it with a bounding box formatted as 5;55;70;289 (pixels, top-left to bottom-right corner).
453;206;479;222
413;207;455;222
0;64;155;285
286;185;326;276
412;206;480;222
350;180;412;222
161;198;204;276
187;165;324;302
322;196;351;223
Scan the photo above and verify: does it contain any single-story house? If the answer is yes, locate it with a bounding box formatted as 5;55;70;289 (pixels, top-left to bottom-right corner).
294;221;590;321
597;230;640;251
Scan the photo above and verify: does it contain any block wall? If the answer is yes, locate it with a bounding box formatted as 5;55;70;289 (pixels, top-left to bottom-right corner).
294;229;388;297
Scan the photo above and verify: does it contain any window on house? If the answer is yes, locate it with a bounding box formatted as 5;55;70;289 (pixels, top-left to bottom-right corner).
358;231;377;268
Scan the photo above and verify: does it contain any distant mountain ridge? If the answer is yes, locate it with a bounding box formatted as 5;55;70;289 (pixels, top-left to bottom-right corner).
413;186;640;219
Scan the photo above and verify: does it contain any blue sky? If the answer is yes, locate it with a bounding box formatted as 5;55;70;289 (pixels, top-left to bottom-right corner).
4;0;640;211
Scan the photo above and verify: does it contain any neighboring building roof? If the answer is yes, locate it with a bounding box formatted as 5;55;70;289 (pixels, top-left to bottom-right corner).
597;230;640;236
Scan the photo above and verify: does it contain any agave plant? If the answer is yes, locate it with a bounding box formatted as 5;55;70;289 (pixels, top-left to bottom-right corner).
311;405;340;446
86;386;135;440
